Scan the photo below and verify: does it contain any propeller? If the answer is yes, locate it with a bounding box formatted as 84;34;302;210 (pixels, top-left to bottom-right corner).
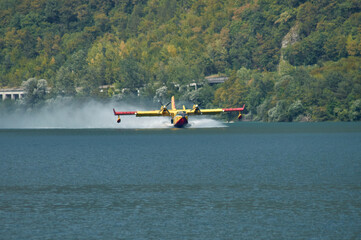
158;100;171;114
159;99;171;105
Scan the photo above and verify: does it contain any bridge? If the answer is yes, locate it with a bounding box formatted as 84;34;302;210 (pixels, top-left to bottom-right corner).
0;88;25;101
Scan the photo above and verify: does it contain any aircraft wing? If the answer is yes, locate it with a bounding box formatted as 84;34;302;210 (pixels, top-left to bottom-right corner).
113;109;169;117
136;110;167;117
187;108;223;115
187;104;245;115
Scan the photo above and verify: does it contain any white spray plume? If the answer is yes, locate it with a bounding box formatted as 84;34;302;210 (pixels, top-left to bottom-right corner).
0;98;226;129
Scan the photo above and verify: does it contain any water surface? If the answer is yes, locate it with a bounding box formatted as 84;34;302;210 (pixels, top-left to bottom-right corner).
1;122;361;239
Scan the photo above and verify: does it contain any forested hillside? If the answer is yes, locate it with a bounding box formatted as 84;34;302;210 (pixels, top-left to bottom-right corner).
0;0;360;121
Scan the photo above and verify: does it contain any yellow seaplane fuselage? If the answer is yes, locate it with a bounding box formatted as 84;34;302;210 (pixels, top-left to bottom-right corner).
113;96;245;128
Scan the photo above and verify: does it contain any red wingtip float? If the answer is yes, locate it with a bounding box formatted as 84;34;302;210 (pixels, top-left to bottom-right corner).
113;97;245;128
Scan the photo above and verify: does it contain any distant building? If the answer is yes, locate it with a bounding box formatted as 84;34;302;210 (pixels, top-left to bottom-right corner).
189;82;199;90
205;75;228;85
0;88;25;101
99;85;112;93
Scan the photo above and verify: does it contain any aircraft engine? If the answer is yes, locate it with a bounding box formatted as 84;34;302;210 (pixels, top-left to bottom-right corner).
192;105;201;114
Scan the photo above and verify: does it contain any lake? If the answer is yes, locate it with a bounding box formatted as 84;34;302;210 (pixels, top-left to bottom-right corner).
1;122;361;239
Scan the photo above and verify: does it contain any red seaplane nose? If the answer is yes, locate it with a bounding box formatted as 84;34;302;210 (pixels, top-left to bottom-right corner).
174;117;188;128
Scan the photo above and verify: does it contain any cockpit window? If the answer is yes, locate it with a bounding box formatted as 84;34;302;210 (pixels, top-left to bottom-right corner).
177;111;187;116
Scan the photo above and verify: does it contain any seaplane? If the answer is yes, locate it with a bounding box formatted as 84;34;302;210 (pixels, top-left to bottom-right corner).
113;96;245;128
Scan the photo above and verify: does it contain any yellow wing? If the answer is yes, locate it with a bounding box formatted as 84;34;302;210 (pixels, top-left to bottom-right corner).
185;105;245;115
186;108;223;115
135;110;165;117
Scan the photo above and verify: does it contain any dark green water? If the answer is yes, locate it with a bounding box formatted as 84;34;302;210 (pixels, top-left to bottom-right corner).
1;122;361;239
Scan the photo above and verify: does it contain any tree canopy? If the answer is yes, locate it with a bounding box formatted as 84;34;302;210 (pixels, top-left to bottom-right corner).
0;0;360;121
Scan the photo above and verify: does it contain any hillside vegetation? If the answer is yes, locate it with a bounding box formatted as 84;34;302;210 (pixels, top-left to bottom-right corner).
0;0;360;121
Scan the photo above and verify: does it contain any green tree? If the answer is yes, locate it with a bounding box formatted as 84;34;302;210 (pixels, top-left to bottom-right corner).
21;78;48;106
297;2;318;38
44;0;59;23
53;66;76;96
127;4;143;37
268;100;289;122
288;100;305;121
349;99;361;121
118;56;147;93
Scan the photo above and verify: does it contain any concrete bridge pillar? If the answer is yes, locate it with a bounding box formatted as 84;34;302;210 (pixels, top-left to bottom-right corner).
0;89;26;101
